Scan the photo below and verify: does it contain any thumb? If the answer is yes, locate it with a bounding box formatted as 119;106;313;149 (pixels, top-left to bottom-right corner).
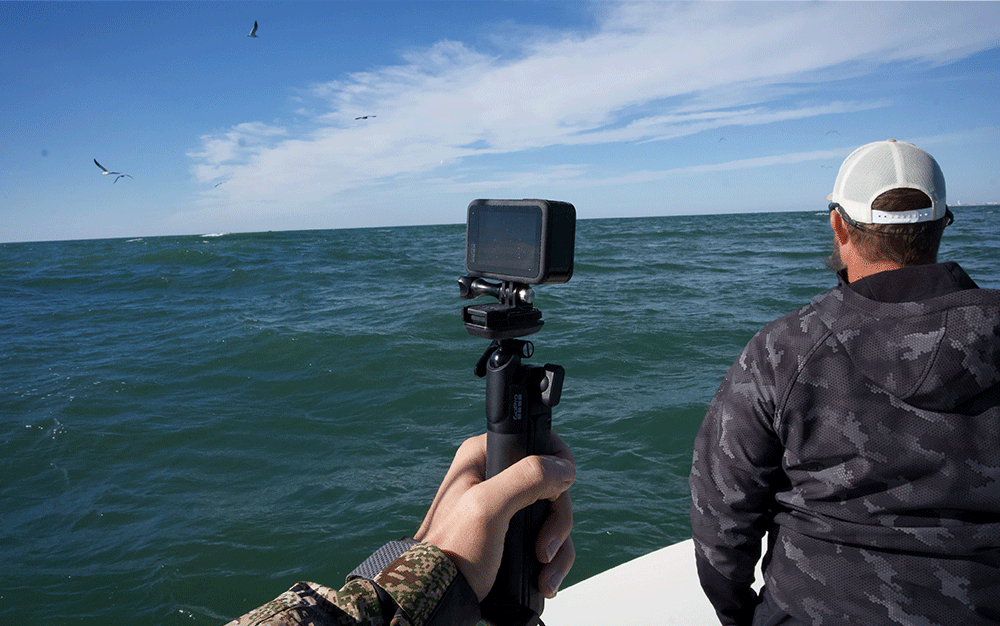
483;454;576;522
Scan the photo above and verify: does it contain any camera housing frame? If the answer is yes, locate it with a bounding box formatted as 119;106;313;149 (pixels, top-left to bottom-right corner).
465;199;575;285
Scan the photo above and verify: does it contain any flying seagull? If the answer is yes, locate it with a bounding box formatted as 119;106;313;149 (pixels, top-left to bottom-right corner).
247;20;258;37
355;115;375;120
94;159;133;184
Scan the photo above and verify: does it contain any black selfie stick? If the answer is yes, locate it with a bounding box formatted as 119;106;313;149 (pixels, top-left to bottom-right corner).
460;277;565;626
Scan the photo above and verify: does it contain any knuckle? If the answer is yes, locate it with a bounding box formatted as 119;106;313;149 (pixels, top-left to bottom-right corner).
519;455;548;486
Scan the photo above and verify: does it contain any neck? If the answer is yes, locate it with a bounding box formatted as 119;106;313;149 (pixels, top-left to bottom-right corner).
845;257;905;283
836;236;904;283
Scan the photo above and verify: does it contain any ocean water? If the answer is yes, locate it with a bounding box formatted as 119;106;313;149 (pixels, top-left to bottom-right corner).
2;207;997;625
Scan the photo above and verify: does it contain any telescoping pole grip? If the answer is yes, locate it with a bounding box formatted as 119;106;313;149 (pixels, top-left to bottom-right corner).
479;340;564;626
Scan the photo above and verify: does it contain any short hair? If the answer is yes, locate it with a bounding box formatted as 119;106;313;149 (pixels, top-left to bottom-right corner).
846;188;948;266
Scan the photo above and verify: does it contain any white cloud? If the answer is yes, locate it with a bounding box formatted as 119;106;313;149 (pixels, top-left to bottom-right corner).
187;1;1000;223
188;122;287;182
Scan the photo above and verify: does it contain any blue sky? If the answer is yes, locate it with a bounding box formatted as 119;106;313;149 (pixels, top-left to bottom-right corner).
2;1;999;243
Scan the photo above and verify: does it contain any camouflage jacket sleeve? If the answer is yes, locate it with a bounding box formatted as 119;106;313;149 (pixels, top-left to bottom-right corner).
224;543;480;626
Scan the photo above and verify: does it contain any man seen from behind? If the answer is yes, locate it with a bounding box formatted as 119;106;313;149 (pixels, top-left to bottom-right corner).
689;139;1000;625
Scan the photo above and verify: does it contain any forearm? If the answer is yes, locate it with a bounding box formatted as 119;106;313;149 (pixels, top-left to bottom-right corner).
690;470;766;625
694;551;759;626
226;433;574;626
225;543;480;626
689;349;782;622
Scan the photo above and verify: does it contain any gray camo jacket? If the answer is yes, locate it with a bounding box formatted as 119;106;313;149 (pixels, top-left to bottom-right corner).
690;263;1000;625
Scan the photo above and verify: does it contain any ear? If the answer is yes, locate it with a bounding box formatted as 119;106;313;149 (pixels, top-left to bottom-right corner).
830;209;851;245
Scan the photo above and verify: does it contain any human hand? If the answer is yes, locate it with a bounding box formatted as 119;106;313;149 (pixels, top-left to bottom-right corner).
413;432;575;601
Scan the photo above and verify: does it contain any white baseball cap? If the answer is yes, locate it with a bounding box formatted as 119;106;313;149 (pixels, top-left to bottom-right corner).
828;139;947;224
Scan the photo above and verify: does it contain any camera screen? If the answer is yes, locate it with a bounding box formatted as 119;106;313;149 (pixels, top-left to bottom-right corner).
467;204;541;279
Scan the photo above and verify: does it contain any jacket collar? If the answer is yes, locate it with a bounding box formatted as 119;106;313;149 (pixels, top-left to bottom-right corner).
839;261;979;303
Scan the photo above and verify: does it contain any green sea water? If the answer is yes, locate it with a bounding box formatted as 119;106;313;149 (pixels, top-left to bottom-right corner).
2;208;997;625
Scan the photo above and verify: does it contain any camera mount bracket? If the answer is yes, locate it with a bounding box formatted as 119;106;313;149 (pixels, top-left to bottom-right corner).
459;276;544;340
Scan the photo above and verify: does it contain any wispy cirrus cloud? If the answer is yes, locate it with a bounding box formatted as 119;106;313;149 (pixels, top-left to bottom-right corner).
187;1;1000;225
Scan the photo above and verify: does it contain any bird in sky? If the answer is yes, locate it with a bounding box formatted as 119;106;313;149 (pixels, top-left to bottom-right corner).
355;115;375;120
214;181;228;188
247;21;258;37
94;159;133;184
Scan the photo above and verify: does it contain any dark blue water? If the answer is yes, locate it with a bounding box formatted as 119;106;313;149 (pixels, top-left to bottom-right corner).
2;208;997;624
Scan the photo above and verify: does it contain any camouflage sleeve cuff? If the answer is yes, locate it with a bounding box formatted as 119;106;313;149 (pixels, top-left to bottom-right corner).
373;542;481;626
348;539;419;583
223;579;387;626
